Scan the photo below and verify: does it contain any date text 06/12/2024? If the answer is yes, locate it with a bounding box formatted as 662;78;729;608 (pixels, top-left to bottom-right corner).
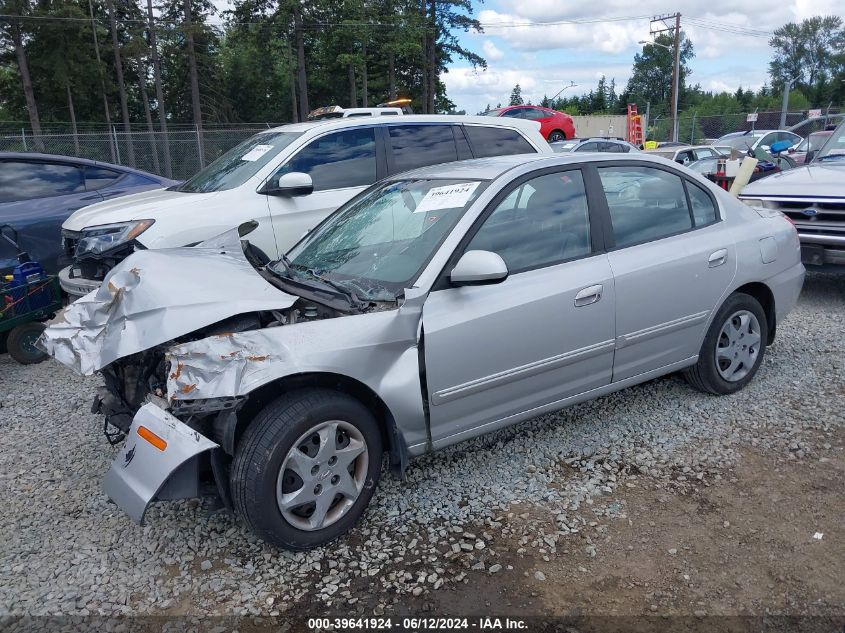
307;617;528;630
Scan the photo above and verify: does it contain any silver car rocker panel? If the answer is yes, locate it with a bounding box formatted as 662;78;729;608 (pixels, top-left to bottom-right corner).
41;154;805;526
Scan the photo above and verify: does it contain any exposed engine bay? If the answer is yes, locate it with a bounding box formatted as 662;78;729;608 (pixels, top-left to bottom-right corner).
93;298;343;442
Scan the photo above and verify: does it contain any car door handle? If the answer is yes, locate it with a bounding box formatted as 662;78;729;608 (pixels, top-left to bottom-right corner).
574;284;603;307
708;249;728;268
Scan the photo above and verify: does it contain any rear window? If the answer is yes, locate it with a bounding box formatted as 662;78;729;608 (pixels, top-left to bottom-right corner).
463;126;535;158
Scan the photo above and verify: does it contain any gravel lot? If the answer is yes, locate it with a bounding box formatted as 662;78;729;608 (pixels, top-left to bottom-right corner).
1;271;843;621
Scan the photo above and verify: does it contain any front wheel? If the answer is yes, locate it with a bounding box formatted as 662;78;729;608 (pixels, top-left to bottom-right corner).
548;130;566;142
231;389;383;550
684;293;767;395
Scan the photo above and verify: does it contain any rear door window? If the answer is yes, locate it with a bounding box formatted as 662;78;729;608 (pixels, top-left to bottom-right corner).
0;161;84;202
597;165;693;248
387;124;458;173
463;126;535;158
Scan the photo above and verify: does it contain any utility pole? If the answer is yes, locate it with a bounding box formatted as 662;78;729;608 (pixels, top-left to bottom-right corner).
649;13;681;142
779;77;798;128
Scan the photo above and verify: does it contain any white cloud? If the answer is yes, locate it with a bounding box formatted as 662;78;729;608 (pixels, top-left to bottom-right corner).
482;40;505;61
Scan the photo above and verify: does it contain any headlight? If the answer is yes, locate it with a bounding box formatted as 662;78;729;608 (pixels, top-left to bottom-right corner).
75;219;155;257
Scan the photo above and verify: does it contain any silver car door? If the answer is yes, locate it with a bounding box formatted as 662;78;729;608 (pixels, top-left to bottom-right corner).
422;168;616;448
595;163;737;382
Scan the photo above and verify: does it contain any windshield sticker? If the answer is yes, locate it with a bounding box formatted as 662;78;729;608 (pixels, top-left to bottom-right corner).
241;144;274;162
414;181;481;213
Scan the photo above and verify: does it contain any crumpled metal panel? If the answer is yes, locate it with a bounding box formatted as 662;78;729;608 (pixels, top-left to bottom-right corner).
166;290;430;452
40;243;297;375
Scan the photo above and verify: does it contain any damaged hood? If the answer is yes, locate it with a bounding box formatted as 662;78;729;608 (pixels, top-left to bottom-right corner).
41;244;297;375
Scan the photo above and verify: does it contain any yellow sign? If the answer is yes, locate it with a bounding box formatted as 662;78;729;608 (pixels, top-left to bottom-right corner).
644;140;658;150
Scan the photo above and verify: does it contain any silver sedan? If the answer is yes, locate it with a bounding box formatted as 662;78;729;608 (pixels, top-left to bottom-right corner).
42;153;805;549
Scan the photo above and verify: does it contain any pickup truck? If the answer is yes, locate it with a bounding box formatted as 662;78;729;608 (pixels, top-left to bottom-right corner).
739;119;845;269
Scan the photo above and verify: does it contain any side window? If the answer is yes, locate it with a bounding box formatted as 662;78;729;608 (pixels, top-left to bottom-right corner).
524;107;547;120
759;133;777;148
502;108;524;118
463;126;535;158
575;142;600;152
598;165;692;248
279;127;376;191
467;170;591;272
388;124;458;172
677;150;694;164
695;148;715;160
84;166;122;190
686;181;718;226
0;161;84;203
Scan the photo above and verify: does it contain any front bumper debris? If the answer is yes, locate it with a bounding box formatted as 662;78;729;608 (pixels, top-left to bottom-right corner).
58;265;102;298
103;402;218;523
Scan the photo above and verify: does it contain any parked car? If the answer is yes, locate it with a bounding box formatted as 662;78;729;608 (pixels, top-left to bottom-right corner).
59;116;551;298
551;138;639;153
484;105;575;142
789;131;833;164
43;152;804;549
712;130;802;155
0;153;176;275
740;119;845;269
645;145;724;165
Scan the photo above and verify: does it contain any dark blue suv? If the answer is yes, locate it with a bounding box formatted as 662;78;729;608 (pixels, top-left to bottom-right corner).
0;153;176;274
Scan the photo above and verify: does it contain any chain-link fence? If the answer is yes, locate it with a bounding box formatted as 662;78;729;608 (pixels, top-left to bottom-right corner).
0;123;284;180
2;110;841;179
646;109;841;144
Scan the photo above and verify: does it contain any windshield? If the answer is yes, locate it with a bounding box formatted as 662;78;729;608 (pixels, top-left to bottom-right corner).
174;131;302;193
815;122;845;161
718;135;761;150
274;178;489;301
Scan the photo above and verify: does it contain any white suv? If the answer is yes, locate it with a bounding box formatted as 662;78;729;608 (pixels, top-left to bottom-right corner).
59;115;551;297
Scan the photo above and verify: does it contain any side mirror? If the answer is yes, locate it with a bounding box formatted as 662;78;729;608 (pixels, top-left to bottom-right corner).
261;172;313;197
450;250;508;286
806;149;818;163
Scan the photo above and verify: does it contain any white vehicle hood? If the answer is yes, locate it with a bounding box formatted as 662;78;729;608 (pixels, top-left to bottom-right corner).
741;163;845;199
41;241;297;375
62;188;217;231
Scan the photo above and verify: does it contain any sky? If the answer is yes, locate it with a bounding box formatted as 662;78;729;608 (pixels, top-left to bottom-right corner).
442;0;845;114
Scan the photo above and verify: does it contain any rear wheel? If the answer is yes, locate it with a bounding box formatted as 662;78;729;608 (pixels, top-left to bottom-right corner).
7;322;48;365
231;389;383;550
684;293;767;395
548;130;566;142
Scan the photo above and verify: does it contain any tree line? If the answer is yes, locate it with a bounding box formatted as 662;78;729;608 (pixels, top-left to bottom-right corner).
0;0;485;138
500;15;844;121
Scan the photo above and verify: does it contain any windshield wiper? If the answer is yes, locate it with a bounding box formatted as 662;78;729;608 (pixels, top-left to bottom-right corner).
301;268;364;307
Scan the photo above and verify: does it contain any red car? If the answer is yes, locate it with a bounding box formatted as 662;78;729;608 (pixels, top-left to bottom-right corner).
485;105;575;142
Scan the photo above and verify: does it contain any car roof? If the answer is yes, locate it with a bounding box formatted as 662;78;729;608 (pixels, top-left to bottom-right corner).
263;114;542;136
0;152;173;182
387;152;674;181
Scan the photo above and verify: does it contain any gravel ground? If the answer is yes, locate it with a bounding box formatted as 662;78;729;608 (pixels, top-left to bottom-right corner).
0;271;843;619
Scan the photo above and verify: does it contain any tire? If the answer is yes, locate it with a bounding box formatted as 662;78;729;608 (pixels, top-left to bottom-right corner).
231;389;383;550
7;322;48;365
684;293;767;395
548;130;566;142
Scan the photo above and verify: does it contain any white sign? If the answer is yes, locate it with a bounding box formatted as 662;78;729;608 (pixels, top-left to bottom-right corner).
415;182;481;213
808;109;822;118
746;112;758;123
241;144;274;162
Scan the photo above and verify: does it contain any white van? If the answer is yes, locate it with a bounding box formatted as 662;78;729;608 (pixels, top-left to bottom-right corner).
59;115;551;297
